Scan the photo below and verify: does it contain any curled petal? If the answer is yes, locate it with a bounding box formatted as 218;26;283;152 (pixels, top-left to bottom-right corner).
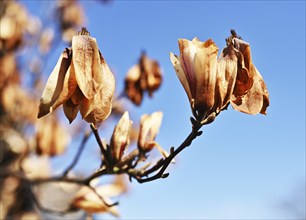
72;35;103;99
192;38;219;117
63;98;80;123
178;38;197;98
215;58;238;113
73;187;119;216
170;52;192;102
37;49;71;118
81;57;115;124
138;111;163;152
231;66;269;115
51;61;78;111
110;111;132;162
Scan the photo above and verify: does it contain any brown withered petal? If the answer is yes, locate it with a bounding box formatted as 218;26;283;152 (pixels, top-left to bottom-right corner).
170;52;193;102
35;116;70;156
37;48;71;118
192;38;219;117
138;111;163;152
231;66;270;115
63;98;80;123
73;186;120;216
214;44;241;113
110;111;132;162
51;58;78;112
124;64;143;105
230;38;269;115
72;35;103;100
80;55;115;124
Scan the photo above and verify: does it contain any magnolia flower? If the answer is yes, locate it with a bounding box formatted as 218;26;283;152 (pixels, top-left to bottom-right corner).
170;31;269;123
37;28;115;124
124;52;162;105
35;115;70;156
109;111;132;163
138;111;163;152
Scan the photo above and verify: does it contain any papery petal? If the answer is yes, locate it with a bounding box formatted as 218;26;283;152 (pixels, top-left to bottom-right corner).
63;98;80;123
192;38;219;116
37;49;71;118
71;35;103;99
231;66;270;115
215;58;238;113
81;57;115;124
110;111;132;162
170;52;192;102
149;111;163;141
231;38;254;97
214;44;241;113
178;38;197;98
138;111;163;152
73;191;119;216
51;62;78;111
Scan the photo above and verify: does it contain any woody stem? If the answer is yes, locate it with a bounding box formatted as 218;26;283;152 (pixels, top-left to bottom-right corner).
90;123;109;165
135;121;203;183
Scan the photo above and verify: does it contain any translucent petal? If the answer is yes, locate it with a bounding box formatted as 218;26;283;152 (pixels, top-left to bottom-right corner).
37;49;71;118
170;52;192;101
72;35;103;99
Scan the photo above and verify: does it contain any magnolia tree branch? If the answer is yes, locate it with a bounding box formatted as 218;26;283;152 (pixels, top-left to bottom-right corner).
132;118;203;183
0;118;204;214
62;130;91;176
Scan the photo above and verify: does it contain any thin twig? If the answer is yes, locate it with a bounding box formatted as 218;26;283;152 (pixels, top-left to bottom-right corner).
134;122;203;183
62;130;91;176
90;123;109;166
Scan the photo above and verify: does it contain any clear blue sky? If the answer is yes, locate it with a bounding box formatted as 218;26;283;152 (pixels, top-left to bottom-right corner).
24;1;305;219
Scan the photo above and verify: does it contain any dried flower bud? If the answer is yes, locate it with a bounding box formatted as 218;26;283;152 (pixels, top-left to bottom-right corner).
37;28;115;124
170;31;269;124
35;115;70;156
138;111;163;152
124;52;162;105
109;111;132;163
56;0;85;42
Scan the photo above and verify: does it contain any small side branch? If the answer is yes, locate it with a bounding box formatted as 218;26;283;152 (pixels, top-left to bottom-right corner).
133;120;203;183
62;130;91;176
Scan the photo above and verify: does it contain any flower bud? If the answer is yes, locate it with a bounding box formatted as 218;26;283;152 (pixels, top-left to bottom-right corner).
138;111;163;152
109;111;132;163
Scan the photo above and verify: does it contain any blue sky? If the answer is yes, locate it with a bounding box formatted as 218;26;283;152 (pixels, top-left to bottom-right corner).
24;0;305;219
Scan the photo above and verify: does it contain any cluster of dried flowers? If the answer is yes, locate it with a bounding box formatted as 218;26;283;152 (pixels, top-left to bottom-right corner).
0;1;269;219
124;52;162;105
170;30;269;124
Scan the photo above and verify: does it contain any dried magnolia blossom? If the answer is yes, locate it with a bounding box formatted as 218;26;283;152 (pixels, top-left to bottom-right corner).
0;1;40;52
170;30;269;123
1;84;37;123
38;27;55;54
138;111;163;152
124;52;162;105
35;115;70;156
0;52;19;90
37;28;115;124
109;111;132;163
56;0;85;42
72;176;127;216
